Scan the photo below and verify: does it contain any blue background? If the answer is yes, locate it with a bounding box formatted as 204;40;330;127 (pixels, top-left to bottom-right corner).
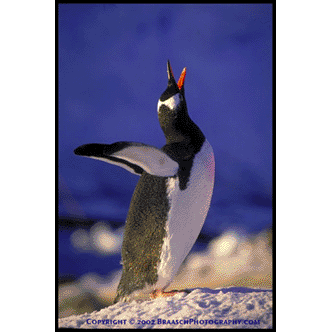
58;4;273;280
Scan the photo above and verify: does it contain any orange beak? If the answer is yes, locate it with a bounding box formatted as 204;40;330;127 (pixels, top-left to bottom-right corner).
177;67;186;91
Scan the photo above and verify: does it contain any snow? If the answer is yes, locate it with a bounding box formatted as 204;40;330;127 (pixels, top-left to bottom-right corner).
59;229;272;319
58;287;272;329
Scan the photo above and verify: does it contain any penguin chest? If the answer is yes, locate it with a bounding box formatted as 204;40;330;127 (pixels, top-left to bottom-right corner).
156;140;215;289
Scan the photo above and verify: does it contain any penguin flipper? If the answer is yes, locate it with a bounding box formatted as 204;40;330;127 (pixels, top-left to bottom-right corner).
74;142;179;177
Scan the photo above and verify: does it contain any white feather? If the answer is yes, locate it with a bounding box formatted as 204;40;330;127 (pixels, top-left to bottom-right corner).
157;93;182;113
156;140;215;290
90;156;140;175
111;145;179;177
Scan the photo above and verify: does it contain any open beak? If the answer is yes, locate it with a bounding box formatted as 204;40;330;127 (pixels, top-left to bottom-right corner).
167;60;186;92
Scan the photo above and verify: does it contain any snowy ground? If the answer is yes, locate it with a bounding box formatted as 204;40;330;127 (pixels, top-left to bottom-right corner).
59;287;272;329
59;229;272;318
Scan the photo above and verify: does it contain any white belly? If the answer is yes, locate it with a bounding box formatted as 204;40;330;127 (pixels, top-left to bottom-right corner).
156;140;215;289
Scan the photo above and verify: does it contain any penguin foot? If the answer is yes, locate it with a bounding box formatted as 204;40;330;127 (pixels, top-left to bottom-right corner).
150;289;189;300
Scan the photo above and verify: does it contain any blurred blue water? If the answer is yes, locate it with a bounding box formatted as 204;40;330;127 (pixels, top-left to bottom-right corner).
58;4;273;281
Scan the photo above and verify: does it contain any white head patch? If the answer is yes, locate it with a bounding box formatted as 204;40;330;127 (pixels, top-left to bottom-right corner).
157;93;182;113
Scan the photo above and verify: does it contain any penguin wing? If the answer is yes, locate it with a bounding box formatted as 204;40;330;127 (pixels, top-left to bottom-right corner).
74;142;179;177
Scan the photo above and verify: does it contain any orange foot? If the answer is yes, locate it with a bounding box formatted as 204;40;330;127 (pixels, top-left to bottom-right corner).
150;289;191;300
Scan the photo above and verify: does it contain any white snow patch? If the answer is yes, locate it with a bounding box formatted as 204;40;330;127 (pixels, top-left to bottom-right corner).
70;222;123;254
58;287;272;329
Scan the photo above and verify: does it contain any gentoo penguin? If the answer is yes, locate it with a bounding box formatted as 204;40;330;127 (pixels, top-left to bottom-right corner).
74;60;215;303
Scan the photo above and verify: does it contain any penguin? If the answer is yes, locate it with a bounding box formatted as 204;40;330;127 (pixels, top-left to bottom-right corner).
74;60;215;303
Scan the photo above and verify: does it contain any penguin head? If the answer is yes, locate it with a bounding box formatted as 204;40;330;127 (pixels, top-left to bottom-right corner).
158;60;189;142
158;60;186;113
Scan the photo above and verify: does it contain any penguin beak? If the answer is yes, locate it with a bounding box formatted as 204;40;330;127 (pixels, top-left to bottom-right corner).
167;60;186;92
177;67;186;92
167;60;178;90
